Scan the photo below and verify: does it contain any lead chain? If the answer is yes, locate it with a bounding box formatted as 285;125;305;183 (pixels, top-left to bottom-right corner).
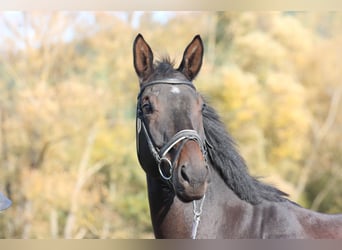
191;194;205;239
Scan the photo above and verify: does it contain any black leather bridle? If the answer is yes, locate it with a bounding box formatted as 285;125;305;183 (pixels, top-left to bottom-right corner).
135;79;210;239
136;79;208;181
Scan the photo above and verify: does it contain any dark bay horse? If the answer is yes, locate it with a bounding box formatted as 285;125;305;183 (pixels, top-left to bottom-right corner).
133;34;342;239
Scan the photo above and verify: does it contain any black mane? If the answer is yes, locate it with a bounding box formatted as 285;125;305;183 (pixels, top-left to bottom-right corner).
202;102;288;205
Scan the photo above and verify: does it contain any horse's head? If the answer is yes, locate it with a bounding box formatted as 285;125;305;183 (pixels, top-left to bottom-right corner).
134;34;210;202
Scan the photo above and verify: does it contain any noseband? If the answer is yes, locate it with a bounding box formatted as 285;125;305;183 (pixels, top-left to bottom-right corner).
137;118;206;180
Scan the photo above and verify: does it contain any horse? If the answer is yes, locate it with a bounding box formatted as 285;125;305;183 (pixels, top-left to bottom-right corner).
0;192;11;211
133;33;342;239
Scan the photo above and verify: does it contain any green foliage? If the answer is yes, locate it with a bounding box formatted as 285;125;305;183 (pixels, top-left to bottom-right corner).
0;12;341;238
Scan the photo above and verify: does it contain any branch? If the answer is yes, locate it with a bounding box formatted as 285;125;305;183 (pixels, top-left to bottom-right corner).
310;164;342;211
50;209;58;238
31;133;75;169
63;125;108;238
294;86;342;201
63;126;97;238
1;14;27;43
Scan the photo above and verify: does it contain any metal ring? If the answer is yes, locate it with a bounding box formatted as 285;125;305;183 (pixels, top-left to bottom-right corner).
158;157;173;180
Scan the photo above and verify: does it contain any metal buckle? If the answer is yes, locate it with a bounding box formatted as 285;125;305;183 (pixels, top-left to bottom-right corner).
158;157;173;180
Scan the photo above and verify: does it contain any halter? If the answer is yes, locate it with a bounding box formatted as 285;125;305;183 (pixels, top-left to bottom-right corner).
136;79;208;239
136;79;208;179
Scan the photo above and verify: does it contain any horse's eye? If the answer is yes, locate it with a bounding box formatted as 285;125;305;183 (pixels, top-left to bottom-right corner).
142;102;153;114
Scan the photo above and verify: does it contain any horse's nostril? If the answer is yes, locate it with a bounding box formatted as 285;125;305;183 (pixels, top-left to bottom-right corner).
181;165;190;183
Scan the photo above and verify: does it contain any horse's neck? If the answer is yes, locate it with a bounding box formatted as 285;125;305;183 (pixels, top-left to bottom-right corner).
146;169;342;239
146;166;250;238
146;176;191;238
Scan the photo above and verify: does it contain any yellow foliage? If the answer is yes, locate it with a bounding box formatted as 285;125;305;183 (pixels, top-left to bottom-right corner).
265;72;311;158
0;11;341;238
234;30;287;71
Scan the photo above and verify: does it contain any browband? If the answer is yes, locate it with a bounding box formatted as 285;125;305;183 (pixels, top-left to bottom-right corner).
137;78;196;99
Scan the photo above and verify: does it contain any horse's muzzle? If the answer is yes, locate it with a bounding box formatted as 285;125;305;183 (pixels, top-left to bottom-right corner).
173;140;210;202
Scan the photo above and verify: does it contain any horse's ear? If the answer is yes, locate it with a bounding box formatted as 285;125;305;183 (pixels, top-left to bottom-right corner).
178;35;204;81
133;34;154;83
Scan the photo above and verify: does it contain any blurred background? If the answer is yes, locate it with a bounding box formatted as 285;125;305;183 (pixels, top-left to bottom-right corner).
0;11;341;238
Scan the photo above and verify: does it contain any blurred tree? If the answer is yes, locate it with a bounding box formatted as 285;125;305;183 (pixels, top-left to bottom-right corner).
0;11;341;239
